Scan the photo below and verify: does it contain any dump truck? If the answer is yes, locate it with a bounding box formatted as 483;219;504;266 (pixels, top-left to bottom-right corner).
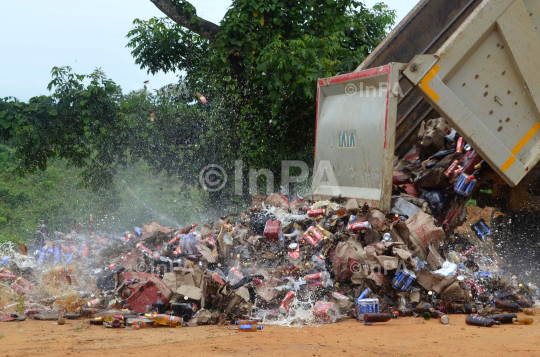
313;0;540;275
314;0;540;214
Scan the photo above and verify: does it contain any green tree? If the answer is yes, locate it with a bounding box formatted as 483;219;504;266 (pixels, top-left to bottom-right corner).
128;0;396;185
0;1;395;199
0;67;126;191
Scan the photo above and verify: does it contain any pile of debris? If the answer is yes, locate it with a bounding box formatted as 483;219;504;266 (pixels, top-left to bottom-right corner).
0;119;538;329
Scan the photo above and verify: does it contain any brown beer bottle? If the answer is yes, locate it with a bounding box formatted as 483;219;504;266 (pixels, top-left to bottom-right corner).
465;315;500;327
524;309;536;316
397;309;415;317
336;207;346;218
493;298;521;312
512;317;533;325
491;314;518;324
516;299;534;308
436;311;450;325
464;303;477;314
363;313;396;323
416;302;435;314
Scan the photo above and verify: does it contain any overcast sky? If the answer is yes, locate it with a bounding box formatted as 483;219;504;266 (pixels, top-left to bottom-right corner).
0;0;418;102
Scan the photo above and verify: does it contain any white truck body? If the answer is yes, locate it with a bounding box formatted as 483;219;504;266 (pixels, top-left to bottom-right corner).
314;0;540;210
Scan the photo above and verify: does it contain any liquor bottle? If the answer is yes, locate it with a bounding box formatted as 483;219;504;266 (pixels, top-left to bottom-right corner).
89;314;123;325
464;303;477;314
465;315;500;327
126;318;155;329
235;320;258;325
77;307;98;317
335;207;346;218
397;309;415;317
152;293;166;313
145;313;182;327
436;311;449;325
238;324;263;332
132;321;148;329
64;314;81;320
89;317;103;325
279;292;296;314
524;309;536;316
126;318;154;326
177;223;198;235
493;298;521;312
516;299;534;308
491;314;518;324
136;243;152;257
109;319;123;328
416;302;435;314
494;289;517;300
171;302;196;321
87;298;102;308
363;313;396;323
512;317;533;325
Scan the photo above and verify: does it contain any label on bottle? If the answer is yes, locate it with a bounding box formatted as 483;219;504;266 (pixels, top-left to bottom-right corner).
240;324;253;329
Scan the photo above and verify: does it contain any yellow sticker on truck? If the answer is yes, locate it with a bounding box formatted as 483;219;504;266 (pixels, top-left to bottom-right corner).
501;122;540;172
419;65;441;103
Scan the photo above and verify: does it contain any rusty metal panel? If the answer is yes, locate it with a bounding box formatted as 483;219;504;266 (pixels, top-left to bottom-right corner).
358;0;482;71
404;0;540;187
313;64;404;210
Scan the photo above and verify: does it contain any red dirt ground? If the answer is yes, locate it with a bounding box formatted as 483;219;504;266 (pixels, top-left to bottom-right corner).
0;309;538;357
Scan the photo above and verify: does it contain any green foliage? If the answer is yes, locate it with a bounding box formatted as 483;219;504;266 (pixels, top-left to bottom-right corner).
1;67;126;191
0;1;395;206
0;144;210;243
127;18;210;77
127;0;396;183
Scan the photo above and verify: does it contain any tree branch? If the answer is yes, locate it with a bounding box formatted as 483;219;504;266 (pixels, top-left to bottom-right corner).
149;0;221;42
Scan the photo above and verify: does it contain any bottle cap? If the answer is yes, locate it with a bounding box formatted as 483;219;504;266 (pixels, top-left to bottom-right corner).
440;315;450;325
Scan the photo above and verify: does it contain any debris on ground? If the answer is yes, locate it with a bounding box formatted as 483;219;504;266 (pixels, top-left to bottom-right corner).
0;123;538;330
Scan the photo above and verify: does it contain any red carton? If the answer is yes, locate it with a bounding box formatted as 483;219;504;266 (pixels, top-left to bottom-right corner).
125;276;174;313
263;220;282;243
